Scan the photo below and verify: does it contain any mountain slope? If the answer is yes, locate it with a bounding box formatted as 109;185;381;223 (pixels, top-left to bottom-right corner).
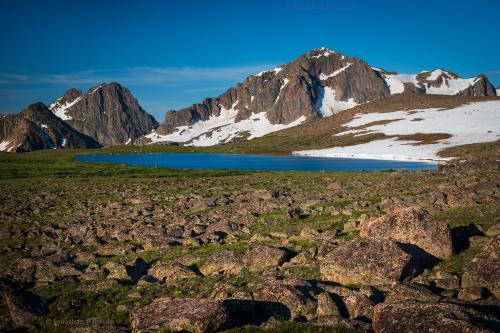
0;103;101;152
50;83;158;146
145;48;496;147
295;99;500;162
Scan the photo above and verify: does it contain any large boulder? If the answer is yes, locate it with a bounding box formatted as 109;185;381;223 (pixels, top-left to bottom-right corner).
372;300;499;333
462;258;500;298
243;245;289;271
461;236;500;298
0;278;49;327
360;206;453;259
130;297;228;333
199;250;244;276
320;238;412;286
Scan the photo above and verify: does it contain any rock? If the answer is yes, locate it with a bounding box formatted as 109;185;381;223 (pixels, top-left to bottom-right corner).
130;297;228;333
104;257;148;283
462;258;500;298
320;238;412;286
486;224;500;237
104;261;128;280
96;243;136;256
360;206;453;259
253;278;317;320
243;245;288;271
56;265;82;278
0;278;49;327
35;260;57;284
384;283;441;303
316;292;342;318
316;284;375;320
372;300;498;333
148;262;197;283
457;287;486;301
199;250;243;276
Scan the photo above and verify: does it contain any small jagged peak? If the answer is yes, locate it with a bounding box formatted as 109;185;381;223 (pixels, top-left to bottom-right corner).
307;47;338;59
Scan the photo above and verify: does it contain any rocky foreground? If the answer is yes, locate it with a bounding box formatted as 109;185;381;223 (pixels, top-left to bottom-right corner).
0;142;499;332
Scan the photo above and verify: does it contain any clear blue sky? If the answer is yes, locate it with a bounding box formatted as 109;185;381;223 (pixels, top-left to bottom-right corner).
1;0;499;121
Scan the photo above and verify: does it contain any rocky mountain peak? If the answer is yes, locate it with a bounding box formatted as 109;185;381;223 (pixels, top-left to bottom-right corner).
49;82;158;145
0;102;100;152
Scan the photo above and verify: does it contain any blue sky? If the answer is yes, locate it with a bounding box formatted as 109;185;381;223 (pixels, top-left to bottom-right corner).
1;0;499;121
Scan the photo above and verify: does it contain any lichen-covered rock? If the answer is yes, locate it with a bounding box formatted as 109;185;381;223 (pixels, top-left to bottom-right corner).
104;257;148;283
316;292;341;318
462;258;500;298
199;250;243;276
253;278;317;320
243;245;288;271
0;278;49;327
372;300;498;333
360;206;453;259
384;283;441;303
148;262;197;283
320;238;412;286
130;297;228;333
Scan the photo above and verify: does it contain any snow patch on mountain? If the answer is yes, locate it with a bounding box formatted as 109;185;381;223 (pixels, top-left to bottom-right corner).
383;74;419;94
320;63;353;80
49;96;82;121
275;78;290;104
382;69;483;95
0;140;12;152
315;86;358;117
146;101;307;146
295;100;500;161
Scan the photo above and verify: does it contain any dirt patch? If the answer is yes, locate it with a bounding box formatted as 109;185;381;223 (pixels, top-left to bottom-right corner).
396;133;452;145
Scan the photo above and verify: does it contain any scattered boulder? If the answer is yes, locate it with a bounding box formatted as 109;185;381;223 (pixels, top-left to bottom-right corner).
384;283;441;303
253;278;317;320
199;250;243;276
316;292;342;318
320;238;412;286
148;262;197;283
0;278;49;328
372;300;499;333
462;258;500;298
104;257;148;283
360;206;453;259
243;245;288;271
130;297;228;333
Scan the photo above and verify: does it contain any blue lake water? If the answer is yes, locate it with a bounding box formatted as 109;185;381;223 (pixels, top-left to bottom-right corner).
76;153;437;172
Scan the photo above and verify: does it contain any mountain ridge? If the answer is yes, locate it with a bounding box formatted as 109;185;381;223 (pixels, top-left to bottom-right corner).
0;103;101;152
144;47;496;146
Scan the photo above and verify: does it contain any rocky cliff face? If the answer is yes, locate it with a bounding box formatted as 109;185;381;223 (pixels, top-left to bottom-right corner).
147;48;496;146
50;83;158;146
0;103;101;152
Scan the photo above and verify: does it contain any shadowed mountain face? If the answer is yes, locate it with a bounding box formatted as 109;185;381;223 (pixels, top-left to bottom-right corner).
146;48;496;146
49;82;158;146
0;103;101;152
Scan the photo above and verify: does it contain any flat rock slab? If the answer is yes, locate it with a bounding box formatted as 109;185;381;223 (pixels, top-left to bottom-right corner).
130;297;228;333
320;238;411;286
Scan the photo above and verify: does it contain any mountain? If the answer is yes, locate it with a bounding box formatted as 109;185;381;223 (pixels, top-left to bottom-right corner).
145;47;496;146
49;82;158;146
0;103;101;152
